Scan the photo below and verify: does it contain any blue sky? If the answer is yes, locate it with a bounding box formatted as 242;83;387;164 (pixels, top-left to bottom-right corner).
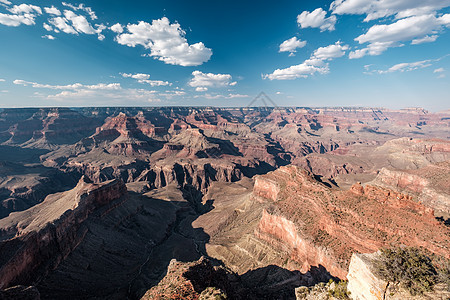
0;0;449;110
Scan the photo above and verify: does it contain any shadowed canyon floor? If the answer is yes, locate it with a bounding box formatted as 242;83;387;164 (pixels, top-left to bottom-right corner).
0;107;449;299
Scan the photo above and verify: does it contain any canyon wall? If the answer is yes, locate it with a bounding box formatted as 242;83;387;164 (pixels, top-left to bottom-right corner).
0;177;126;289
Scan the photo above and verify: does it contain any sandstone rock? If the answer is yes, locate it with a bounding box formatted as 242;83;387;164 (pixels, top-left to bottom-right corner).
347;252;450;300
347;252;387;300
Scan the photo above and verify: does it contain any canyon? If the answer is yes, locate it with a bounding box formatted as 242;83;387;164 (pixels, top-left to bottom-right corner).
0;106;448;299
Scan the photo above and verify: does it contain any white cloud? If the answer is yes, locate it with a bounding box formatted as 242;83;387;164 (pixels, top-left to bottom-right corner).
0;4;42;27
122;73;150;80
63;10;96;34
297;8;337;31
365;56;448;74
159;90;186;99
49;16;77;34
12;78;170;105
43;23;52;31
195;87;208;92
382;60;433;73
312;42;349;60
330;0;450;21
47;10;105;40
195;93;249;99
411;35;438;44
279;37;306;55
44;6;61;16
265;41;348;80
350;14;450;58
189;71;237;88
62;2;97;20
0;13;36;26
8;4;42;15
264;61;329;80
142;80;171;87
0;78;5;82
0;0;11;5
110;23;123;33
115;17;212;66
13;79;121;90
46;88;160;103
121;73;171;86
42;34;55;40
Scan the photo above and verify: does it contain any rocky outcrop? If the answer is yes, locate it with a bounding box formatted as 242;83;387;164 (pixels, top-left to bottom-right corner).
0;176;127;289
141;257;232;300
347;252;450;300
347;252;387;300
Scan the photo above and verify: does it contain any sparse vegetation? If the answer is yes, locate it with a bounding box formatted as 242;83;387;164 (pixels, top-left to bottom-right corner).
295;280;350;299
327;279;350;299
374;247;438;295
199;287;227;300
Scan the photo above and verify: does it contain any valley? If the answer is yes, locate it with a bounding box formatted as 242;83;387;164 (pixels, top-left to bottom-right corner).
0;106;449;299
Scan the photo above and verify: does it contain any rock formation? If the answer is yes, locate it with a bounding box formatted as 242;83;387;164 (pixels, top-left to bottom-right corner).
0;176;126;289
347;252;450;300
0;107;448;299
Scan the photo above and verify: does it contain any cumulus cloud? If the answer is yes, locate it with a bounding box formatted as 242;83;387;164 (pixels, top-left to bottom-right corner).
63;10;96;34
195;87;208;92
115;17;212;66
110;23;123;33
189;71;237;89
0;78;5;82
0;13;36;26
265;41;348;80
44;6;61;16
121;73;150;80
297;8;337;31
279;37;306;56
0;0;11;5
350;14;450;58
312;42;349;60
434;67;445;73
330;0;450;21
8;4;42;15
42;34;55;40
46;9;105;40
48;16;77;34
121;73;171;86
0;4;42;27
43;22;52;31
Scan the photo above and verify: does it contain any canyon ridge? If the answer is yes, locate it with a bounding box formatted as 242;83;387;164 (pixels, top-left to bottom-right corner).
0;106;448;299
